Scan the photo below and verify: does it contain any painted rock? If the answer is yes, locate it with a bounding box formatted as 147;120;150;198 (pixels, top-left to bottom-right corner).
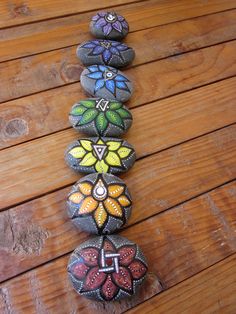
90;12;129;40
65;137;136;174
67;173;132;234
67;235;148;301
77;39;135;68
80;65;133;102
69;98;132;137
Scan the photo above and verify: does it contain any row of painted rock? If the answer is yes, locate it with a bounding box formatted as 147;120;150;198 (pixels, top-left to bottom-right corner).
65;11;147;302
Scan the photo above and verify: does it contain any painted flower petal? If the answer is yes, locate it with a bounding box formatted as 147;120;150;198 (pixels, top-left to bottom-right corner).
108;184;124;198
116;44;128;51
103;49;112;63
82;266;107;291
102;238;116;252
92;45;105;55
68;192;84;204
92;14;100;21
79;196;98;214
101;275;118;301
105;80;115;94
95;17;107;28
79;152;97;166
118;195;131;207
70;262;89;280
95;160;109;173
78;182;92;196
117;147;132;158
103;23;112;36
110;47;119;55
79;100;96;108
106;141;121;151
98;65;107;72
82;42;96;49
128;260;147;280
105;152;121;167
95;79;105;92
122;20;129;29
104;197;122;217
117;15;124;22
88;65;99;72
115;74;128;82
79;108;98;125
112;267;132;292
106;110;124;128
80;139;93;151
112;21;122;32
118;245;136;266
87;71;103;79
69;147;86;158
79;247;99;267
116;81;129;91
96;112;108;134
94;202;107;228
71;105;87;116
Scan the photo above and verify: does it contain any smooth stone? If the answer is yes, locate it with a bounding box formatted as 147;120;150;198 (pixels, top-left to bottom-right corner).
90;11;129;40
67;173;132;234
76;39;135;68
67;235;148;301
69;98;133;137
80;65;133;103
65;137;136;174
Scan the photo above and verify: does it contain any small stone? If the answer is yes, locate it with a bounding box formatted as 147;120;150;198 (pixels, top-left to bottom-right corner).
80;65;133;102
90;12;129;40
67;235;148;301
67;173;132;234
69;98;132;137
65;137;136;174
77;39;135;68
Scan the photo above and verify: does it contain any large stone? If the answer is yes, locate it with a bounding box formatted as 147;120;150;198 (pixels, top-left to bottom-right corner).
67;235;148;301
67;173;132;234
90;11;129;40
65;137;136;174
80;65;133;102
69;98;133;137
76;39;135;68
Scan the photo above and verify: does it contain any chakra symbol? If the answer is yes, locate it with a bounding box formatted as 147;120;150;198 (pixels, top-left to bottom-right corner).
99;249;120;273
95;98;110;111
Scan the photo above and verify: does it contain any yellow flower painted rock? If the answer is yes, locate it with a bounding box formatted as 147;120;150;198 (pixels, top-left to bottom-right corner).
65;137;136;174
67;173;132;234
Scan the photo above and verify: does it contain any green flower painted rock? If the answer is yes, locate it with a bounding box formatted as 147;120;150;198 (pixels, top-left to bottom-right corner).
65;137;136;174
69;98;132;137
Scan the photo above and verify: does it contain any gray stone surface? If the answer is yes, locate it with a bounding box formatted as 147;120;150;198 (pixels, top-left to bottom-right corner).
76;39;135;68
80;65;133;103
90;12;129;40
69;98;133;137
67;173;132;234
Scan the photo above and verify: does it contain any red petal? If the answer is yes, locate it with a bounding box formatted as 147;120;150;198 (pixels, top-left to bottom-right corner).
79;247;99;267
102;239;116;252
118;245;136;266
112;266;132;292
128;260;147;280
83;266;107;291
71;262;89;280
101;275;118;301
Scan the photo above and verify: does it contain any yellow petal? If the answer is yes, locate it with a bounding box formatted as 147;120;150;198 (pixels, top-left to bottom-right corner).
79;196;98;214
118;147;132;158
94;203;107;228
106;141;121;151
105;152;121;166
80;139;93;151
78;182;92;196
104;197;122;217
97;139;105;145
69;147;86;158
108;185;124;198
68;192;84;204
118;195;131;207
79;152;97;166
95;160;109;173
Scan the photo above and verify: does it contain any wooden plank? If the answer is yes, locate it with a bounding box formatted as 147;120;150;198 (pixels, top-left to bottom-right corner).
1;74;236;150
1;7;236;63
0;125;236;282
1;39;236;104
0;181;235;313
128;254;236;314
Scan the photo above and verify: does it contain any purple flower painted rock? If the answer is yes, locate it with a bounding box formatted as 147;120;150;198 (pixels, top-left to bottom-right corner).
77;39;135;68
90;11;129;40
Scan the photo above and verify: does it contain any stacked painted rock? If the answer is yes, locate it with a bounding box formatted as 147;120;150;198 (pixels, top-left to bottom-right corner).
65;11;147;301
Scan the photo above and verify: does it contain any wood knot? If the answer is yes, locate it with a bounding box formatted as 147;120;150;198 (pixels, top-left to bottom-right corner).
12;3;31;17
60;63;83;82
3;118;29;138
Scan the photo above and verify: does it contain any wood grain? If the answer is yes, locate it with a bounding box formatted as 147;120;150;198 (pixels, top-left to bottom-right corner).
0;181;235;313
128;254;236;314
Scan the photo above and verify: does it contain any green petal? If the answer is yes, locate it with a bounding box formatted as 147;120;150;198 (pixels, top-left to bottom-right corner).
118;147;132;158
95;160;109;173
70;105;87;116
69;147;86;158
96;112;108;134
80;139;93;151
106;141;121;151
105;110;124;129
109;101;122;110
79;108;98;125
105;152;121;166
79;152;97;166
79;100;96;108
116;108;132;119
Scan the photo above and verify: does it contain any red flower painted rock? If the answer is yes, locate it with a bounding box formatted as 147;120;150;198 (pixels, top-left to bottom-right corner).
67;235;148;301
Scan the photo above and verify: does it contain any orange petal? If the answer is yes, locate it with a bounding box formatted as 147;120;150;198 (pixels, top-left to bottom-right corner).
118;195;131;207
104;197;122;217
68;192;84;204
94;203;107;228
78;182;92;196
79;196;98;214
108;185;124;198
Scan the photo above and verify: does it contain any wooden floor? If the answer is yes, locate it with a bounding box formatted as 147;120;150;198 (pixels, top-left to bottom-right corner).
0;0;236;313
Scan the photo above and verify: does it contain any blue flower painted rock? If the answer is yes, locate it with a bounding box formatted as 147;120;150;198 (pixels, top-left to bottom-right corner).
90;12;129;40
76;39;135;68
80;65;133;103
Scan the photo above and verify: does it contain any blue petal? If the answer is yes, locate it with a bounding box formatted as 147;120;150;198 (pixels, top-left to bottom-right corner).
103;49;112;63
88;65;98;72
117;44;128;51
105;80;115;94
98;65;108;72
115;74;128;82
110;47;119;55
111;41;120;47
87;71;103;79
92;46;104;55
82;42;96;49
116;81;129;91
95;79;105;92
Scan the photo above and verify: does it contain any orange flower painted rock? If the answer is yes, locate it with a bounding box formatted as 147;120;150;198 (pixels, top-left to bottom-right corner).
67;173;132;234
68;235;148;301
